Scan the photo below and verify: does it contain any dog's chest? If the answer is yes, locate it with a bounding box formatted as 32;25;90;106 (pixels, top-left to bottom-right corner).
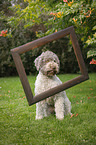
35;72;61;94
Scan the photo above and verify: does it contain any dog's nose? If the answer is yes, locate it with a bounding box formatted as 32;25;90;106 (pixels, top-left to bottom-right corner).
52;66;56;70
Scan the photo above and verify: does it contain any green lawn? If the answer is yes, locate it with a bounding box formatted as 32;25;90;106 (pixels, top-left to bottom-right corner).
0;73;96;145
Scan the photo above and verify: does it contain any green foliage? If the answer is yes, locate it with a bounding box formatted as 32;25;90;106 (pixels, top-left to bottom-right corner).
87;49;96;58
0;16;37;76
86;26;96;60
0;0;96;76
8;0;48;30
0;74;96;144
9;0;96;38
7;0;96;56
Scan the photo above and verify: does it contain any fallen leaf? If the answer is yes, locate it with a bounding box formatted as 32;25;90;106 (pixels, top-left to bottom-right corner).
70;114;75;118
75;113;79;117
88;97;91;99
73;96;76;98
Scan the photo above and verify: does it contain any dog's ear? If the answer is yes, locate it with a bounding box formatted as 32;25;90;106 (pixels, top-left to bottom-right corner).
34;56;40;71
56;56;60;66
34;52;44;71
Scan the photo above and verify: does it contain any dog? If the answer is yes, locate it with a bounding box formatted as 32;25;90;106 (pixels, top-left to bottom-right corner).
34;51;72;120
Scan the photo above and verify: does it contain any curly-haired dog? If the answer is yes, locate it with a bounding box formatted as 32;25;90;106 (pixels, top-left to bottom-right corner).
34;51;72;120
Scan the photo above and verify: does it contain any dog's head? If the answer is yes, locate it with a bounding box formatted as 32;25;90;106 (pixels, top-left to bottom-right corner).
34;51;60;77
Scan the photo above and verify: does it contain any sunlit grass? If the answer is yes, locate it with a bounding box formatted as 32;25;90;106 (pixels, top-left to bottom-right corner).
0;73;96;144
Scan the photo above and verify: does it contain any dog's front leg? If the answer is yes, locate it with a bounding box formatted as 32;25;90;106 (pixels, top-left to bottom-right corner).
36;102;44;120
55;97;65;120
43;103;50;117
64;97;72;116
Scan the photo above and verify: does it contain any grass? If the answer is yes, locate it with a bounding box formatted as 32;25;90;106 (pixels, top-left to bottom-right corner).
0;73;96;145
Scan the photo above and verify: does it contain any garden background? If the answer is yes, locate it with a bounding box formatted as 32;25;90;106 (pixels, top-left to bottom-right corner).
0;0;96;144
0;0;96;77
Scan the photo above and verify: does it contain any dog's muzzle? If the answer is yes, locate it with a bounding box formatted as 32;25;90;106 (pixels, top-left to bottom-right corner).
47;69;57;76
44;61;59;77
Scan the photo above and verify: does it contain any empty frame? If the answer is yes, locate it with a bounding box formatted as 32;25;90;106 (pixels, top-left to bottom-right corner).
11;26;89;106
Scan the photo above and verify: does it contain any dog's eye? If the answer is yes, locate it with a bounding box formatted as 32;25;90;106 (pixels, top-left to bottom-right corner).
53;60;57;63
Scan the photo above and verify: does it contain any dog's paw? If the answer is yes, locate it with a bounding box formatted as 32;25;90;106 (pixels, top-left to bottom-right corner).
36;116;43;120
56;115;64;120
57;117;64;120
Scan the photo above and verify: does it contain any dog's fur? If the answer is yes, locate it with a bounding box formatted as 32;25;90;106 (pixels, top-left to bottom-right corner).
34;51;72;120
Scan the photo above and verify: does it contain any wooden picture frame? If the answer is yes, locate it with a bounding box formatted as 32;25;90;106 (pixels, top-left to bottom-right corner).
11;26;89;106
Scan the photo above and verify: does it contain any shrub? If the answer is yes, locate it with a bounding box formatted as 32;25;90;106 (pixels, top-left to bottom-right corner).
0;0;96;76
